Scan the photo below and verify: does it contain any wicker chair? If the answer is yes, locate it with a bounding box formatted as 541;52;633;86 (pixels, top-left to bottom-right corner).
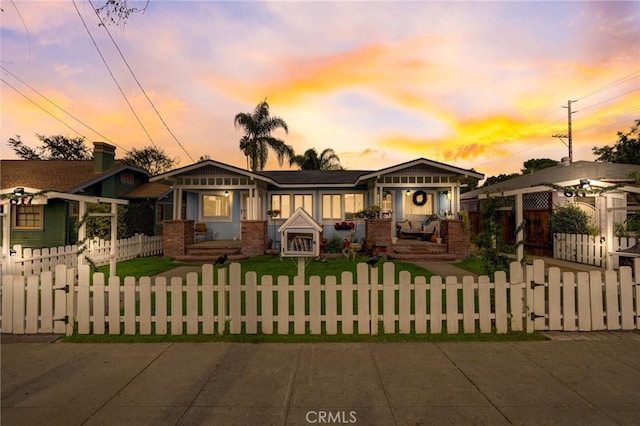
194;223;213;241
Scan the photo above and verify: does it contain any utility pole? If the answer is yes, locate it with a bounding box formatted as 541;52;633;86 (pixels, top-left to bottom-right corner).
552;99;578;163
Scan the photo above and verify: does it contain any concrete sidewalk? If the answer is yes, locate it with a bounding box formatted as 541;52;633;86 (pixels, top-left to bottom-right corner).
2;339;639;425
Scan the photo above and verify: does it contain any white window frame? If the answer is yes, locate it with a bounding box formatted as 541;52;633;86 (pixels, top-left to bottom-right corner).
200;192;232;222
321;192;365;222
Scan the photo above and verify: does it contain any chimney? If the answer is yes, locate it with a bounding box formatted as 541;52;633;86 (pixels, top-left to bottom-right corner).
93;142;116;173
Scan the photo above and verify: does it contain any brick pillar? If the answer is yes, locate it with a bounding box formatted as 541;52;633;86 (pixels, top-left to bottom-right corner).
241;220;267;257
162;220;194;258
365;218;392;248
441;219;470;259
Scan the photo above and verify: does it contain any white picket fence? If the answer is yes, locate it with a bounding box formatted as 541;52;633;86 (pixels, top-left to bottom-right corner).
553;233;637;268
0;234;162;276
2;259;638;336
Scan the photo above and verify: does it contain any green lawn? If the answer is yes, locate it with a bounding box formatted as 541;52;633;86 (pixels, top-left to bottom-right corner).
96;257;192;280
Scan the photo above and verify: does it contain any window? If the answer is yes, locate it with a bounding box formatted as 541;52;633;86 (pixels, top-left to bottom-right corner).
14;205;43;229
271;194;291;219
322;193;364;221
344;193;364;220
120;171;134;185
201;194;230;219
322;194;341;220
294;194;313;215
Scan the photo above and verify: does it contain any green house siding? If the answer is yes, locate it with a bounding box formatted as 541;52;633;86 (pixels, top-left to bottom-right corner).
11;200;69;249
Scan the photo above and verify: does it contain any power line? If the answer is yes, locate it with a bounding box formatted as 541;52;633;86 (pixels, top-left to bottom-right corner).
1;77;87;138
577;70;640;101
88;0;194;162
0;65;130;153
71;0;157;148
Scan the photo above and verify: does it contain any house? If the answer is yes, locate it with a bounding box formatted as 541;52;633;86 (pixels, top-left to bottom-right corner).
150;157;483;259
0;142;171;251
460;159;640;257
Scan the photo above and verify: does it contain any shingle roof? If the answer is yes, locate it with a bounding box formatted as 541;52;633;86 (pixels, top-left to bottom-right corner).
1;159;133;192
256;170;371;185
462;161;640;199
122;182;171;199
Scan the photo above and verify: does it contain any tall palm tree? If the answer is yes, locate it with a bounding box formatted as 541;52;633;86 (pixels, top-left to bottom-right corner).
234;100;294;171
290;148;344;170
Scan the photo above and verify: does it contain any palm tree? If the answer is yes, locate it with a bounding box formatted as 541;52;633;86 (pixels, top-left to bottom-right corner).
290;148;344;170
234;100;294;171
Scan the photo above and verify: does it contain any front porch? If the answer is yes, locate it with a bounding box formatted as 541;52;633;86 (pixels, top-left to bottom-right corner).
162;218;471;262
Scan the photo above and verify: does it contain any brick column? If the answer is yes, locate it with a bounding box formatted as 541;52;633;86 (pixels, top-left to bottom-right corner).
365;218;392;248
241;220;267;257
162;220;194;258
440;219;470;259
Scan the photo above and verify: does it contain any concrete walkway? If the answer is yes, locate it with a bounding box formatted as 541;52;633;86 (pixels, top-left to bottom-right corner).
2;339;640;425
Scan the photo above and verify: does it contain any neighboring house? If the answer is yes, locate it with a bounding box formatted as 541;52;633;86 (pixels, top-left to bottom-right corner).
0;142;171;249
151;157;483;257
461;159;640;257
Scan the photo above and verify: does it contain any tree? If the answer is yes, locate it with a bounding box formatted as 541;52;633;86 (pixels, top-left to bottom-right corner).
124;146;177;175
234;100;294;171
95;0;149;26
521;158;558;174
593;119;640;164
482;173;519;187
7;134;92;160
290;148;343;170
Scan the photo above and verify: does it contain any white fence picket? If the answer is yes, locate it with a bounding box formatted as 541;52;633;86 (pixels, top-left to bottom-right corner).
2;261;638;337
2;234;163;276
40;271;53;333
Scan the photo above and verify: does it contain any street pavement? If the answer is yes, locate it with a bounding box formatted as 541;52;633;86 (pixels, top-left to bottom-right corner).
2;338;640;425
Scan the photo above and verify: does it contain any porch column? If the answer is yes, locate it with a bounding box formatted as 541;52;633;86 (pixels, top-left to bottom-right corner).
172;188;182;220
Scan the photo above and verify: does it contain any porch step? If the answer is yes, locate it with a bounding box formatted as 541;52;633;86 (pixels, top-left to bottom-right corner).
391;243;447;255
387;253;457;261
185;241;242;257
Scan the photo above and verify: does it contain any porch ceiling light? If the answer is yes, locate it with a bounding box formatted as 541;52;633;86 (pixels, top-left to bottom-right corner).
224;190;229;197
446;190;452;201
406;189;411;196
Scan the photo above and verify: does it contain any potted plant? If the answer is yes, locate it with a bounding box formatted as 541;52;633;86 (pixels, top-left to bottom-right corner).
363;205;381;219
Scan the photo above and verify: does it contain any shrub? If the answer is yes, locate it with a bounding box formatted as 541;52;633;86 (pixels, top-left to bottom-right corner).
550;203;598;235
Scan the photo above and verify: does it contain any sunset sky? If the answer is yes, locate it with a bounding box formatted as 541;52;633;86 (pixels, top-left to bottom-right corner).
1;1;639;179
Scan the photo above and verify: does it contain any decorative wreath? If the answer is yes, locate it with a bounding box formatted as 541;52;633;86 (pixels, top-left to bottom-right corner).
412;190;427;206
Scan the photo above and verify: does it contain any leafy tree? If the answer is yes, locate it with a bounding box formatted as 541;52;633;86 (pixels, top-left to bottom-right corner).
290;148;343;170
521;158;558;174
482;173;519;187
234;100;294;171
7;134;91;160
123;145;177;175
593;119;640;164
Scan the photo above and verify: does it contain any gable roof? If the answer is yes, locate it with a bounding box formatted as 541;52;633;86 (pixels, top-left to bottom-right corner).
0;159;148;193
357;157;484;182
462;161;640;199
